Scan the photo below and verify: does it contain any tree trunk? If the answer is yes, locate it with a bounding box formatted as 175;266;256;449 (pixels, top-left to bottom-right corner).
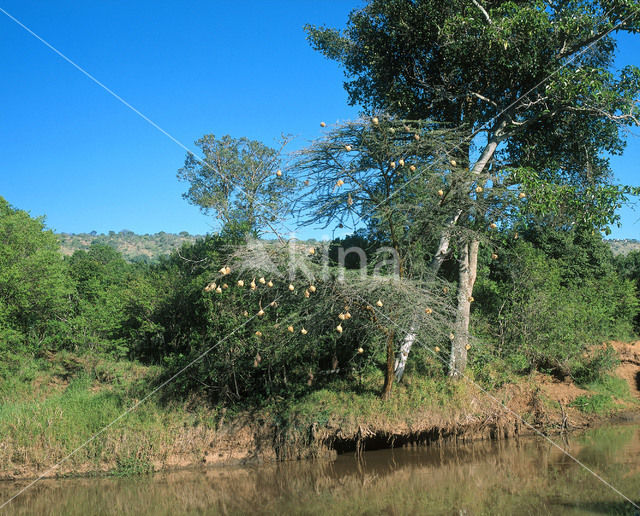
401;121;506;380
449;239;479;378
430;124;504;274
394;326;415;382
381;330;395;400
430;212;461;272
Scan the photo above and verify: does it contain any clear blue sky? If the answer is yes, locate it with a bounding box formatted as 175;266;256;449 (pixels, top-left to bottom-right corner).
0;1;638;239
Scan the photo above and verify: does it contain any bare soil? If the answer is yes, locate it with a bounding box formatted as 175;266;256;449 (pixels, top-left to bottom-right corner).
611;340;640;399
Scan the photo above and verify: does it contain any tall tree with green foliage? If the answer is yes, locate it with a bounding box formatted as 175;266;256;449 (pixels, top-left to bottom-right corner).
66;244;138;357
0;196;71;351
295;118;468;388
305;0;640;377
177;135;296;239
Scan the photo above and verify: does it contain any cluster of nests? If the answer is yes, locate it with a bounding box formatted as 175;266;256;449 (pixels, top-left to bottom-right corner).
204;264;476;356
206;118;517;361
315;119;527;226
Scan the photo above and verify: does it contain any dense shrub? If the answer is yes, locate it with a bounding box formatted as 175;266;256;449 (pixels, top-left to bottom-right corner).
615;250;640;332
0;196;72;352
135;237;455;403
472;228;637;379
63;244;157;358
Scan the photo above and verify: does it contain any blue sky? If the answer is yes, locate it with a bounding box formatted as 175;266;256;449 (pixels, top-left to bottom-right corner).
0;1;638;239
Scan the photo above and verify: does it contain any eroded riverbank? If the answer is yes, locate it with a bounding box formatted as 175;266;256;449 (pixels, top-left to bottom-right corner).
1;341;639;483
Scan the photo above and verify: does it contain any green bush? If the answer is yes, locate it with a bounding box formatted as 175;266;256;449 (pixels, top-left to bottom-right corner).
571;346;620;384
0;196;72;353
615;250;640;333
113;454;153;477
65;244;139;357
472;228;636;379
138;237;456;405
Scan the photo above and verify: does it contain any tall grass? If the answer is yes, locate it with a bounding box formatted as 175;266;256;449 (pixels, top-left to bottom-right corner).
0;355;215;476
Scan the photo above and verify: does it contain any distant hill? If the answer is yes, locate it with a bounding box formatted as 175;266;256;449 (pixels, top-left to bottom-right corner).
57;231;204;262
57;233;640;261
606;239;640;256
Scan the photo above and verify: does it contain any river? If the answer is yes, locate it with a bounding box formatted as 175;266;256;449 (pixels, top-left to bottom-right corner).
1;423;639;515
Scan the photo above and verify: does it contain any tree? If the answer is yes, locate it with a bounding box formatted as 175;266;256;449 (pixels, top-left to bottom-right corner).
296;119;460;273
150;235;455;402
177;134;296;240
0;196;71;351
67;244;134;356
295;118;466;391
305;0;640;377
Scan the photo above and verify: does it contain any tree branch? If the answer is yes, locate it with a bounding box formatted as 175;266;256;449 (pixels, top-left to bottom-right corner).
563;105;640;126
471;0;492;25
470;91;498;108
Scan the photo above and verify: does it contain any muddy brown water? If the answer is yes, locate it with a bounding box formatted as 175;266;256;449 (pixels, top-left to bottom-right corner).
1;424;640;515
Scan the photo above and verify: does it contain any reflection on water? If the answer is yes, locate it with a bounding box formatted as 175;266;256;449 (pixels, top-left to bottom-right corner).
1;424;639;515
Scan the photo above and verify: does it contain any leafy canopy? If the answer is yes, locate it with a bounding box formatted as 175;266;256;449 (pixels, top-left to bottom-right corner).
305;0;640;231
0;196;71;348
177;135;295;239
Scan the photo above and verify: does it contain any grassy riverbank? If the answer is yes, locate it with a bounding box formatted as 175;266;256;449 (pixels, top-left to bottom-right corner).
2;342;639;480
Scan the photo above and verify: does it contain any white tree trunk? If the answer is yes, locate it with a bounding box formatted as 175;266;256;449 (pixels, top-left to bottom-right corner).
394;326;415;382
449;240;479;378
430;212;461;272
406;120;506;380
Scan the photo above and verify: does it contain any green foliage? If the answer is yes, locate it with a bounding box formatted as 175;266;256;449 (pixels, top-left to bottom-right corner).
133;235;456;403
277;374;469;442
177;134;296;238
306;1;640;138
0;196;72;352
128;235;230;364
305;0;640;273
305;1;640;379
615;249;640;332
306;0;640;199
64;244;154;358
572;346;621;385
112;455;153;477
4;191;634;407
472;227;636;379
